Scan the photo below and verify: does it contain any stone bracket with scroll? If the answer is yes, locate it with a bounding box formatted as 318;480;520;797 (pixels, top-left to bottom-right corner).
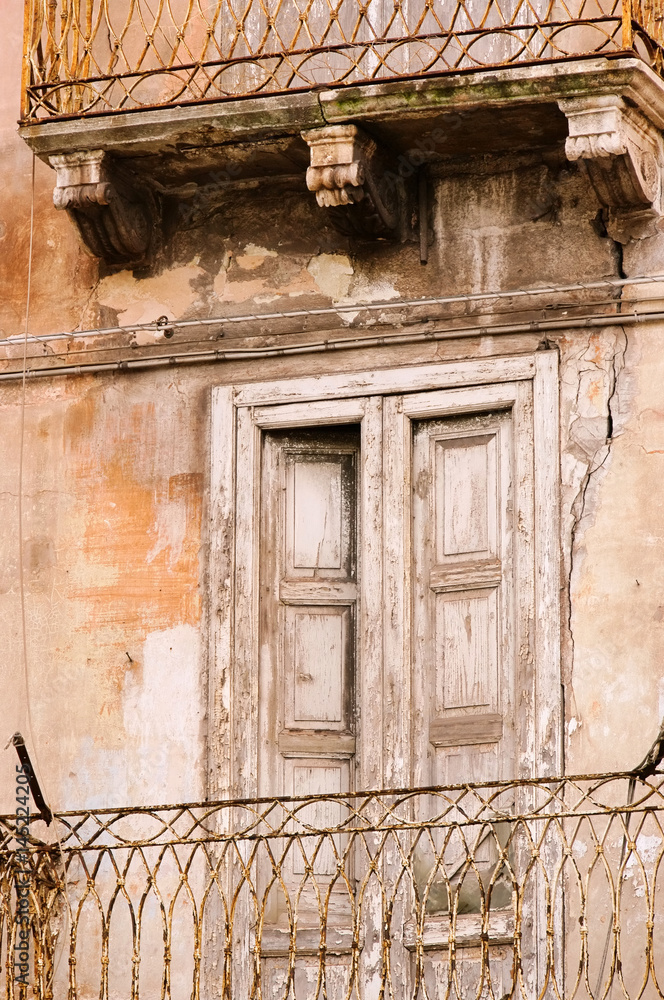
301;125;401;239
559;96;664;241
49;149;156;267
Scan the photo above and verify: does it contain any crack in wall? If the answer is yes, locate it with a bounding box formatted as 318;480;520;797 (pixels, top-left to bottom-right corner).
562;213;629;690
562;320;628;684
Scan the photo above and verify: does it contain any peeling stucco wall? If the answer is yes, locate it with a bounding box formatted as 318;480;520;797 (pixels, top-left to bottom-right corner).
3;1;664;817
557;324;632;767
559;310;664;773
0;372;208;812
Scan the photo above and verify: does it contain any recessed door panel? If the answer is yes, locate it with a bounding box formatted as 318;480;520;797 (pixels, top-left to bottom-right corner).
285;605;352;730
436;589;498;712
260;426;359;797
285;450;356;580
437;435;496;561
292;460;343;570
412;409;517;787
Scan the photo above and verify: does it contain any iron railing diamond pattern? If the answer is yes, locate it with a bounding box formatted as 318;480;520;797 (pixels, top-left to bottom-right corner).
20;0;664;122
2;772;664;1000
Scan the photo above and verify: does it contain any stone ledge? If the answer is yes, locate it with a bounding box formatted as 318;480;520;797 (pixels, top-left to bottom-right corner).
18;90;327;160
18;56;664;264
18;57;664;165
319;56;664;130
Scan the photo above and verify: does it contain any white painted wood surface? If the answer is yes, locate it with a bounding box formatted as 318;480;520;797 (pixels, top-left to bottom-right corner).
210;351;560;799
412;407;516;788
232;356;536;408
260;427;359;808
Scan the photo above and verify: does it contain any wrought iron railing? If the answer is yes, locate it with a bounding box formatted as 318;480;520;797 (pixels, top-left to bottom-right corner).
2;771;664;1000
20;0;664;123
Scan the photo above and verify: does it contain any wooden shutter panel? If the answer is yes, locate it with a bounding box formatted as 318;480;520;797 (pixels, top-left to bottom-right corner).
259;428;359;801
412;409;516;786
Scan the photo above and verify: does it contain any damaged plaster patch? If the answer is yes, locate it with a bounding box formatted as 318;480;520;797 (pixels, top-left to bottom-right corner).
212;250;233;300
146;473;196;568
236;244;278;270
307;253;354;301
347;276;400;305
214;249;317;303
97;266;205;336
211;251;399;311
123;624;204;802
563;329;628;548
336;276;400;323
215;275;274;304
306;254;399;321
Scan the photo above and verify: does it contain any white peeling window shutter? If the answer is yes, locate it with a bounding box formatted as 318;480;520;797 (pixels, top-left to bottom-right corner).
411;406;523;788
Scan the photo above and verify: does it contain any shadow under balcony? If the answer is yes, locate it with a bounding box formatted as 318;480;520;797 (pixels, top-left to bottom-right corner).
17;0;664;265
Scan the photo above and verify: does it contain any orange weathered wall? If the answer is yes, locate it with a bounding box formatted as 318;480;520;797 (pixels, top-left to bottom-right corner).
2;1;664;818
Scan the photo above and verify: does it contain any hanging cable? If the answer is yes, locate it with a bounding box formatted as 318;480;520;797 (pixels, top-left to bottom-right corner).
14;153;58;818
13;155;71;996
17;153;36;755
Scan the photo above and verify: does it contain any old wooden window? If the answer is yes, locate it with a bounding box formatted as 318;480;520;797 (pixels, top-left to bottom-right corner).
210;353;560;802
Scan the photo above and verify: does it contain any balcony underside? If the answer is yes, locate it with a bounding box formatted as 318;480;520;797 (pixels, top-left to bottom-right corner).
20;0;664;266
19;57;664;179
18;55;664;267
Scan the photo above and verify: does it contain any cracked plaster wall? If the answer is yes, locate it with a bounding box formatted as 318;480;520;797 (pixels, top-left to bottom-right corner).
3;3;664;812
557;284;664;773
557;325;632;769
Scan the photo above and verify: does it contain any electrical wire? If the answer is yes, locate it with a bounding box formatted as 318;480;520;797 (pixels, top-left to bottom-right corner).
8;294;657;365
4;272;664;348
0;304;661;383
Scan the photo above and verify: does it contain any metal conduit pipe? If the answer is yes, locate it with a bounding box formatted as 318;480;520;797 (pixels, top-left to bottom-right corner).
0;307;657;383
4;273;664;347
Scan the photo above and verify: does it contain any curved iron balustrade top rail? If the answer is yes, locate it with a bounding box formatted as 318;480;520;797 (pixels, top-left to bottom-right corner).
20;0;664;122
2;772;664;1000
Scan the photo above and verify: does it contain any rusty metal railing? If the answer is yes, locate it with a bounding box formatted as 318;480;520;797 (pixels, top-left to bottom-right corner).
2;771;664;1000
20;0;664;123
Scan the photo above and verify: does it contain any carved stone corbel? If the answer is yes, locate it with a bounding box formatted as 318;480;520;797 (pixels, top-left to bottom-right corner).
301;125;400;238
559;96;664;240
49;150;155;266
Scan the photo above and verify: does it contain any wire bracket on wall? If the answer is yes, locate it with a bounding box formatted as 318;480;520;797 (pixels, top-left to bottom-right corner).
5;732;53;825
156;316;175;339
418;168;429;265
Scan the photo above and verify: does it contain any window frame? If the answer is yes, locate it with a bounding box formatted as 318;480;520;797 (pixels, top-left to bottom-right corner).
208;351;560;801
